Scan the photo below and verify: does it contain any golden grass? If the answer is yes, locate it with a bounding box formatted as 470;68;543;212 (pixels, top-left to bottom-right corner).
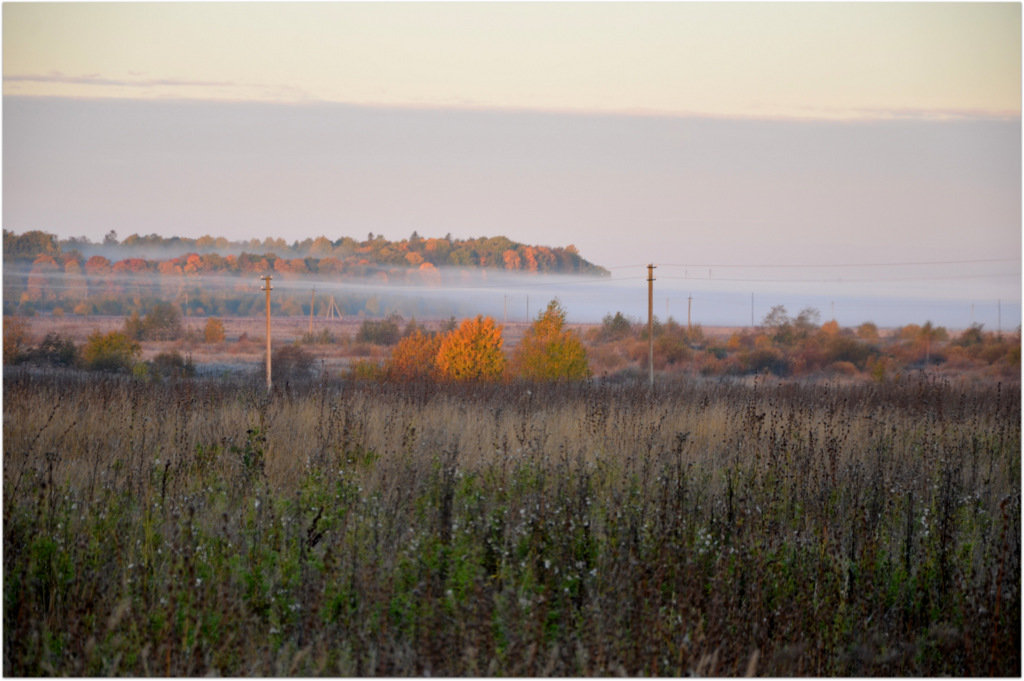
4;371;1020;675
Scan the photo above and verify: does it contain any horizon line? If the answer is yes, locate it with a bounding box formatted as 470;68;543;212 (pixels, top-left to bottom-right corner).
4;90;1020;125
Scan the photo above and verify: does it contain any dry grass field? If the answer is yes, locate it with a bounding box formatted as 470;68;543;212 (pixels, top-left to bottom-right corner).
17;314;546;373
4;368;1019;676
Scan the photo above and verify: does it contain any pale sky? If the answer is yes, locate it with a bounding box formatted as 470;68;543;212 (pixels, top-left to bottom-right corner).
3;2;1020;119
2;2;1021;326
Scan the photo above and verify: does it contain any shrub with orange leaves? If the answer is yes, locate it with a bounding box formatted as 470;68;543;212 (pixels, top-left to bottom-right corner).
385;330;442;381
435;315;506;381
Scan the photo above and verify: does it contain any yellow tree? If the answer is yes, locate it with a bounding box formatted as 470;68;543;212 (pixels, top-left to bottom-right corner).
435;316;506;381
386;330;442;381
513;299;591;381
204;317;226;343
82;331;140;372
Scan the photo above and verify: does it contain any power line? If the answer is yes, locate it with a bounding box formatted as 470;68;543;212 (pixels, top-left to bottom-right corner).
449;275;643;291
642;258;1018;270
659;272;1020;284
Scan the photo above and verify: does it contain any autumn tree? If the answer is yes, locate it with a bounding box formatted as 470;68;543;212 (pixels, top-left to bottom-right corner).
763;305;820;345
3;229;60;261
124;301;183;341
435;315;506;381
204;317;226;343
856;322;880;341
513;299;590;381
385;330;442;381
953;323;985;348
3;317;32;364
794;307;821;334
917;321;948;364
82;331;140;372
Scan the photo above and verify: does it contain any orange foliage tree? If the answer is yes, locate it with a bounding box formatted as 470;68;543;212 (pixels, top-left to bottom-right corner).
513;299;591;381
435;316;506;381
385;330;442;381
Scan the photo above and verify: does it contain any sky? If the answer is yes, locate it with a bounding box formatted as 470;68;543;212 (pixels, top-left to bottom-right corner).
2;2;1021;326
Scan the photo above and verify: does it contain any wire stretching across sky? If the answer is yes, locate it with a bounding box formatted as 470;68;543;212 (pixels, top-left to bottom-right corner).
656;258;1018;269
604;258;1020;284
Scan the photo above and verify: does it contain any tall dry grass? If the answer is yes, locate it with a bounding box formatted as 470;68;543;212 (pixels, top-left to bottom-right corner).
4;369;1019;675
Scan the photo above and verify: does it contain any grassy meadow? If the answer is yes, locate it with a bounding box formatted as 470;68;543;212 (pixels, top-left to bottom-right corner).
3;371;1020;675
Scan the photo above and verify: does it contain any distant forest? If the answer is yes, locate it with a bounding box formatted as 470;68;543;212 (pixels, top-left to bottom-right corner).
3;229;607;318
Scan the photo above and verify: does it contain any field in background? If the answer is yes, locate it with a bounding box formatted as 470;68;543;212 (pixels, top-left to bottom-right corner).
4;372;1019;675
10;311;1018;385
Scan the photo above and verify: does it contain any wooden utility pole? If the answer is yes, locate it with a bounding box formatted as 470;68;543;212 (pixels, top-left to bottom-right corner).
309;287;315;336
323;295;341;321
261;275;272;391
647;264;656;389
687;294;693;331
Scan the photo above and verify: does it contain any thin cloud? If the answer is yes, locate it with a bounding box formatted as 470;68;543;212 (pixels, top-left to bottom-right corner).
790;102;1022;122
3;71;314;103
5;72;1017;122
5;72;235;88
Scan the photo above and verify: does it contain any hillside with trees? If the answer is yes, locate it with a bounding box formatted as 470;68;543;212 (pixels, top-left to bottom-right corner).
4;229;605;272
2;229;607;318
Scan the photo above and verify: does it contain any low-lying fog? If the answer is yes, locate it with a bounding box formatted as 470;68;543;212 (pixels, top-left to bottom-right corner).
6;262;1019;331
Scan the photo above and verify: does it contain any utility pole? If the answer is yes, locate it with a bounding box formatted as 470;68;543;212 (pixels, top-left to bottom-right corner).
309;287;315;336
324;296;341;321
261;275;273;392
687;294;693;331
647;264;656;389
751;293;754;328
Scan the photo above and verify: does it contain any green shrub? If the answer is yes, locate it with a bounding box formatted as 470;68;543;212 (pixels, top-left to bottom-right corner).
124;301;183;341
347;358;384;381
597;311;633;341
300;328;337;345
271;344;315;383
26;333;79;367
824;335;875;368
81;331;140;372
739;347;790;375
356;316;402;345
150;351;196;379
